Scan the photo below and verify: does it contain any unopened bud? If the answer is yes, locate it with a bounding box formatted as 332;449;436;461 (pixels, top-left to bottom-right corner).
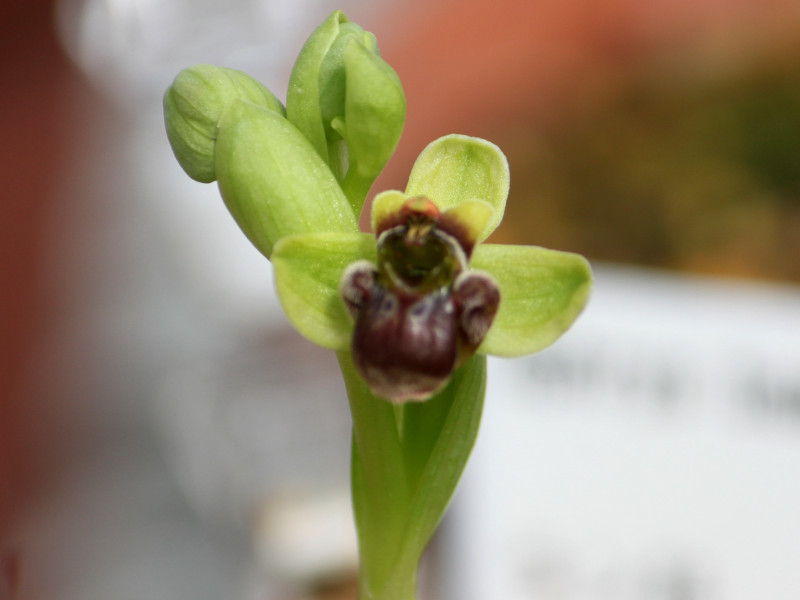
287;11;405;214
164;64;285;183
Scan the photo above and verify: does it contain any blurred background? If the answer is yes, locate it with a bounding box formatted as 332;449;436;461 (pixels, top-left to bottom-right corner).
2;0;800;599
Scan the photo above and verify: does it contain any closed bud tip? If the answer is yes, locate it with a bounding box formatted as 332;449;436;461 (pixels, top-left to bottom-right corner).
164;64;284;183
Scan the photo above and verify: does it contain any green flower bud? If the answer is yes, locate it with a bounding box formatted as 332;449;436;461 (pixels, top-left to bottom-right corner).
215;100;358;259
286;11;405;214
318;22;376;145
332;37;405;207
164;64;285;183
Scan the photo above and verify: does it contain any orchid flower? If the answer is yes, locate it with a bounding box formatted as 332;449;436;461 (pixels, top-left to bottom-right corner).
272;134;591;402
163;10;590;600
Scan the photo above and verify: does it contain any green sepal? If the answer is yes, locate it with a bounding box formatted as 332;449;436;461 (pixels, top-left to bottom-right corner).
270;235;591;358
271;232;375;350
406;134;510;241
164;64;285;183
471;244;592;356
214;101;358;259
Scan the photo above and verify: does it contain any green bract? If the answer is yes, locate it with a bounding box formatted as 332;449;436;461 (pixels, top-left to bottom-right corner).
273;134;592;360
163;64;285;183
215;100;357;258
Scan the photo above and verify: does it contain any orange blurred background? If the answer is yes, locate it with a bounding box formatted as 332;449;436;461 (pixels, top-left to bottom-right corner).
373;0;800;280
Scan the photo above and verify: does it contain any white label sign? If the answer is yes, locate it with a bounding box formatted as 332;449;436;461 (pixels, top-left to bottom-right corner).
446;266;800;600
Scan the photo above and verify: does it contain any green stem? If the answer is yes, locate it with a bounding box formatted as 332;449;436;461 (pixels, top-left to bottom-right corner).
338;351;413;599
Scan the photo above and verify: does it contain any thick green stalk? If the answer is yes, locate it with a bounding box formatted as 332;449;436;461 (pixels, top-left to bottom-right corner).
339;352;412;599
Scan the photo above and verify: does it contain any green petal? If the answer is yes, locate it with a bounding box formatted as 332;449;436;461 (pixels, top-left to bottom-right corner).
371;189;407;232
441;198;495;249
272;232;376;350
215;100;358;258
471;244;592;356
405;134;509;241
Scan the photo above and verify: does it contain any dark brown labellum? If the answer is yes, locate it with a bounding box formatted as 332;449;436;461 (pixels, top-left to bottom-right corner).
350;286;458;401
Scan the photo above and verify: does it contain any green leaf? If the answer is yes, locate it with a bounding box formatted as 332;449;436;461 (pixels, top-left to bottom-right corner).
271;232;375;349
340;351;486;600
386;354;487;593
164;64;285;183
215;101;358;258
405;134;510;241
471;244;592;356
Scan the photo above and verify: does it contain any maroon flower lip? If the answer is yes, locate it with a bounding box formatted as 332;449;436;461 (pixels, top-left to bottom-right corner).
341;196;500;402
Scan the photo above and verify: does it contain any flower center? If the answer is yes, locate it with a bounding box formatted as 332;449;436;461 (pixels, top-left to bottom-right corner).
341;196;499;403
376;198;467;295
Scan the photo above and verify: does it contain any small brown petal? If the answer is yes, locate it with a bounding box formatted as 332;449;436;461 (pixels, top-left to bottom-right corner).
340;260;377;318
